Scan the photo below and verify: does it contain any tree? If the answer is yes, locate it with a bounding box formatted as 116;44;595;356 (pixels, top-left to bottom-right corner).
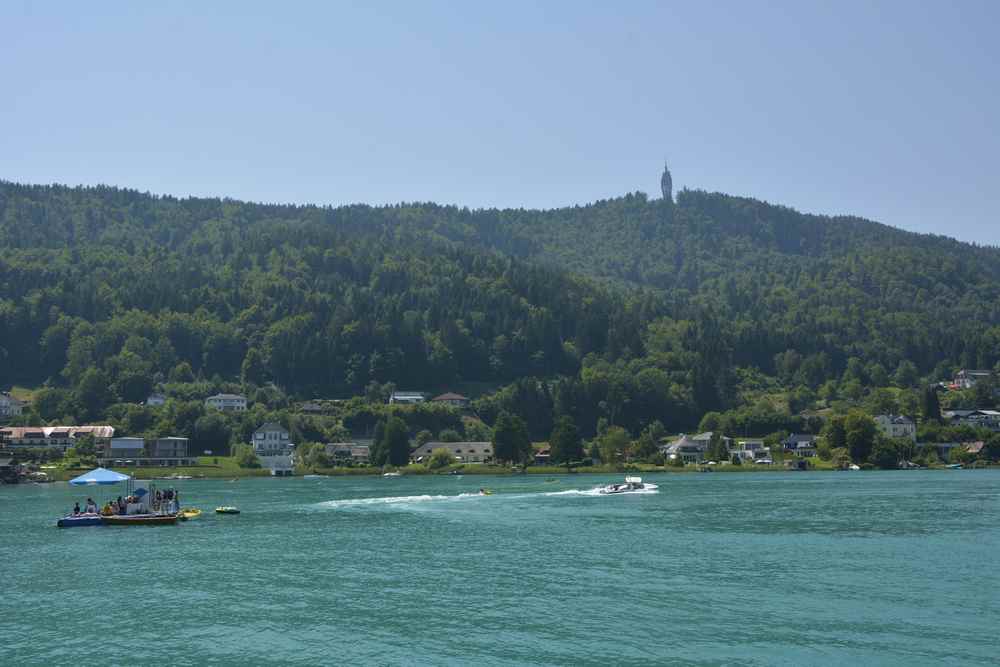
597;426;630;468
830;447;852;469
821;416;847;451
194;413;232;455
698;412;722;433
921;387;942;423
548;416;583;464
631;420;665;462
973;378;997;409
844;412;877;463
370;419;388;466
893;360;919;388
415;429;433;447
428;447;453;469
706;432;729;462
75;368;111;420
865;388;898;416
235;444;260;468
438;428;462;443
241;347;267;386
492;411;532;464
979;434;1000;461
74;433;97;459
169;361;195;384
869;435;901;469
383;416;411;467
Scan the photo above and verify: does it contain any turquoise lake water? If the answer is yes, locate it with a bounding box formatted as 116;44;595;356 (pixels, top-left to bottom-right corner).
1;470;997;666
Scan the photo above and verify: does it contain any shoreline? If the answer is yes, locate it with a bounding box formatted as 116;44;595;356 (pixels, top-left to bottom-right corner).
28;459;990;483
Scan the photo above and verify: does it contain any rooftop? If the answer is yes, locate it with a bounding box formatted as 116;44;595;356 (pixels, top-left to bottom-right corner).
432;392;468;401
0;425;115;439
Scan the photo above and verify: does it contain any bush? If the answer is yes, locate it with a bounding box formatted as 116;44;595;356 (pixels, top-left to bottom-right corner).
428;447;454;470
235;444;261;469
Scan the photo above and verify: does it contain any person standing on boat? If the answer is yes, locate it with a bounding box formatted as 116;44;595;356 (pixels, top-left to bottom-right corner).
72;502;81;515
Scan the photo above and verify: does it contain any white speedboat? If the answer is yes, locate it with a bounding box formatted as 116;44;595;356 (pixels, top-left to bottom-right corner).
382;471;402;477
599;476;646;494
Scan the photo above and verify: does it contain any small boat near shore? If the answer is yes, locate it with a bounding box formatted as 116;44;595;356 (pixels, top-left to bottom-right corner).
216;506;241;514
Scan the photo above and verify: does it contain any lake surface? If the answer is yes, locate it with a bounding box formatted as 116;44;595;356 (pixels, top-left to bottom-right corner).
1;470;997;666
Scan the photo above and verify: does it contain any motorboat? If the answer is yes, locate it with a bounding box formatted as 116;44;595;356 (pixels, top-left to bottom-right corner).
178;508;202;521
216;506;241;514
599;476;646;494
382;471;402;477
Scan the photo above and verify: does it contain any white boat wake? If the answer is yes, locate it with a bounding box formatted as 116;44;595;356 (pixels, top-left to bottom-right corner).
311;484;660;510
313;493;480;509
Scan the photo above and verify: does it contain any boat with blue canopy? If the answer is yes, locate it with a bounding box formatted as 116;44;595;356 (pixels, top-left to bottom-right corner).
57;467;180;527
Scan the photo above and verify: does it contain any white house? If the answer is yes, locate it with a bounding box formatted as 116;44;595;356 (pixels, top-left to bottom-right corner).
205;393;247;412
390;391;426;405
952;369;993;390
252;422;292;455
659;432;730;463
410;441;493;463
0;392;25;418
145;392;167;407
728;439;769;463
874;415;917;441
783;433;818;457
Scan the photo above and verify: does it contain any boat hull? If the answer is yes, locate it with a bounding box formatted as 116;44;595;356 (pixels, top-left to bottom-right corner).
57;515;104;528
101;514;178;526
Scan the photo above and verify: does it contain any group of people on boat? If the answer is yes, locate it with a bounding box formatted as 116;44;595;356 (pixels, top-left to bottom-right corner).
68;487;181;517
71;498;100;515
151;487;180;514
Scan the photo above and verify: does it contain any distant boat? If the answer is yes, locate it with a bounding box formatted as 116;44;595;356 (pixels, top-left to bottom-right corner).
383;471;402;477
946;463;963;469
216;506;241;514
178;508;202;520
303;474;324;479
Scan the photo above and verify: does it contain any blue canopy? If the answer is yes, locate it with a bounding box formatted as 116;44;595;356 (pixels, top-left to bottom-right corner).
69;467;131;486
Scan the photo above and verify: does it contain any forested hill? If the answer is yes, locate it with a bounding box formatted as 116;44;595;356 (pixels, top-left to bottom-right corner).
0;181;641;396
1;179;999;437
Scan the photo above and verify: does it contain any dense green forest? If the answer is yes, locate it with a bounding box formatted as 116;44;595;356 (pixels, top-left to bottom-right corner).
1;174;999;441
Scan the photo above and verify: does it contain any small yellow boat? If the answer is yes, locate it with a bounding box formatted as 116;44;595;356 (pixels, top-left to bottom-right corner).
178;508;202;521
215;506;241;514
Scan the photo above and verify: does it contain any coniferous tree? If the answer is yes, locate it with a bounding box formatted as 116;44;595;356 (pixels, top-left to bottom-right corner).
921;387;942;423
548;416;583;464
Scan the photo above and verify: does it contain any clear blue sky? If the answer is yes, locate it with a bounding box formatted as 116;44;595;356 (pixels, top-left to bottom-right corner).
2;1;997;242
